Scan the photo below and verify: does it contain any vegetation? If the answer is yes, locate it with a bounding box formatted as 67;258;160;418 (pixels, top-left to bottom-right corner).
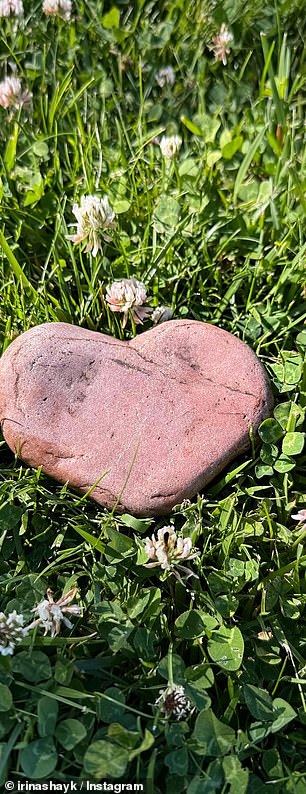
0;1;306;790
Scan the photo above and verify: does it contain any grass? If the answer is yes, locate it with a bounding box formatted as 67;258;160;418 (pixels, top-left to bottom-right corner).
0;0;306;791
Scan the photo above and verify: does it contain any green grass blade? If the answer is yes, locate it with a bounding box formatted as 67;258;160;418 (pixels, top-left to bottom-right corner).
233;127;266;204
261;33;286;126
0;229;38;299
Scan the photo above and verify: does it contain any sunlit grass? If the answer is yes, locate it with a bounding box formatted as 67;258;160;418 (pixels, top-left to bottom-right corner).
0;1;306;790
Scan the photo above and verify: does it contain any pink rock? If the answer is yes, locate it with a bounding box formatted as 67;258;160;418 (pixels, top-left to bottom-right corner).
0;320;272;516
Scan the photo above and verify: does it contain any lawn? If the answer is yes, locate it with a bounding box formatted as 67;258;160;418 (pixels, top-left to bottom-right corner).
0;0;306;791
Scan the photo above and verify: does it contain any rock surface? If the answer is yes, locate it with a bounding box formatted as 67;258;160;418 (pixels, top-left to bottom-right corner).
0;320;272;516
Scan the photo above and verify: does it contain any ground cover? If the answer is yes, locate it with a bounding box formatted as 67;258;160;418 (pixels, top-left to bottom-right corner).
0;1;306;790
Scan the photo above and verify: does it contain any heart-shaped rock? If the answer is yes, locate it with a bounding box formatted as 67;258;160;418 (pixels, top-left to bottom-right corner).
0;320;272;516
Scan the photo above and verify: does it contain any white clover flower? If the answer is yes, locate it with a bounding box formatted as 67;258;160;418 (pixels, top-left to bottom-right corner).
29;588;82;638
67;195;116;256
151;305;173;325
292;509;306;524
155;66;175;88
159;135;182;159
42;0;72;20
209;24;233;66
0;76;31;110
144;525;199;580
0;610;29;655
106;277;151;328
0;0;23;15
155;683;193;720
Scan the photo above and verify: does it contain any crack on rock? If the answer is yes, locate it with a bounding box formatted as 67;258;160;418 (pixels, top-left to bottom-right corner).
99;348;191;385
112;358;151;376
219;382;258;398
34;362;61;369
217;410;251;417
13;371;23;412
43;451;89;461
76;482;122;505
47;335;124;349
1;417;23;427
